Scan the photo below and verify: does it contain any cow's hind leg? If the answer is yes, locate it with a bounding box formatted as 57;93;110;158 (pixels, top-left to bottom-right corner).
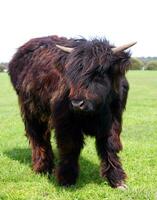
55;125;84;186
25;116;54;174
96;123;127;188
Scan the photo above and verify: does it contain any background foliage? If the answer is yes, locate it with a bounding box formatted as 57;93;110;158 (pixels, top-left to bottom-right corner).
145;60;157;70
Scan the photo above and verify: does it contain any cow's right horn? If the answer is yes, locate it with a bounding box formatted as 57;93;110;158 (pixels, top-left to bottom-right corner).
56;45;74;53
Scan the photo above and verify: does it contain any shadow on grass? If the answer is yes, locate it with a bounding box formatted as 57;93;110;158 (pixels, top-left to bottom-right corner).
4;147;106;189
4;147;31;165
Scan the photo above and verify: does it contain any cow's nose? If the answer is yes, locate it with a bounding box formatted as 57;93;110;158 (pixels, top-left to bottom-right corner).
71;100;84;109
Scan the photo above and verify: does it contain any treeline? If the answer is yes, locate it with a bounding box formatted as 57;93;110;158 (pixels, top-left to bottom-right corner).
0;57;157;72
131;57;157;70
0;63;8;72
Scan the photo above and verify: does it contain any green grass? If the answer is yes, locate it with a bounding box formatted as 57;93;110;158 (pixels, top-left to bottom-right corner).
0;71;157;200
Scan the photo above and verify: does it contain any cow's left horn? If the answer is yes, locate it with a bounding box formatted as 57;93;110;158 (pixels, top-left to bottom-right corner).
56;44;74;53
112;42;137;54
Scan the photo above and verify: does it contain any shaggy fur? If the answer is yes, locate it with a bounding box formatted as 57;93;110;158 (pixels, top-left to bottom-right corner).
9;35;131;187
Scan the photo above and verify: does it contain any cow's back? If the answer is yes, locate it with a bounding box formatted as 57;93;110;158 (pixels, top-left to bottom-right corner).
9;36;66;92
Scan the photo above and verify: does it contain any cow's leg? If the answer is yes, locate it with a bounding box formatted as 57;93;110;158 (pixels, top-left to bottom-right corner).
24;117;54;174
96;121;126;188
55;125;84;186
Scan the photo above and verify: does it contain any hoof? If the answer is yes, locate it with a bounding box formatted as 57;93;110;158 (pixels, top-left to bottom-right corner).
33;161;54;174
116;183;128;190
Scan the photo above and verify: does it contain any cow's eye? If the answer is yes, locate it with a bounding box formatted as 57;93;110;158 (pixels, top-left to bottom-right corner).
97;65;103;71
79;64;83;70
96;65;108;76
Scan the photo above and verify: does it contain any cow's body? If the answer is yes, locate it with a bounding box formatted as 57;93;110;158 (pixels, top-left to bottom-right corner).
9;35;131;188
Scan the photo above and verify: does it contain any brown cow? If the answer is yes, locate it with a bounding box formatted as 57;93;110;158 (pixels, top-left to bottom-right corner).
8;35;136;188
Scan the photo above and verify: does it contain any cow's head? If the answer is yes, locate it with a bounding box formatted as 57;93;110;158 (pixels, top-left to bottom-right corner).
56;39;136;114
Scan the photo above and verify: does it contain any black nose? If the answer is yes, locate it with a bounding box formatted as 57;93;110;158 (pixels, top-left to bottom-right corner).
71;100;84;109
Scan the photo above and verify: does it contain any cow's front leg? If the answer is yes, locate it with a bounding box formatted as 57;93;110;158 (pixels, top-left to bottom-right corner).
96;122;127;189
55;126;84;186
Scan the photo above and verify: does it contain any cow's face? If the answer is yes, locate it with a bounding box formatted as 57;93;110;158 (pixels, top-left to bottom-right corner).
67;64;112;114
56;40;135;114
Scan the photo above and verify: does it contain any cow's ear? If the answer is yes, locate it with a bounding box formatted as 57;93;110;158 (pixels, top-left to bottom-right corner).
110;41;136;74
111;52;131;75
117;56;131;74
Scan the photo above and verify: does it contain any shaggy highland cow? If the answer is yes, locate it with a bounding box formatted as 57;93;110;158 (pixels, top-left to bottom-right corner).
9;35;136;189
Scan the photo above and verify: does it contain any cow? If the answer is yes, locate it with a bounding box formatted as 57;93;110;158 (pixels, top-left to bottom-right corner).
8;35;136;189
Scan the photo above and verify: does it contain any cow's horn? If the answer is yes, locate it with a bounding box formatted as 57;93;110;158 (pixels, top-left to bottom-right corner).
112;42;137;54
56;44;74;53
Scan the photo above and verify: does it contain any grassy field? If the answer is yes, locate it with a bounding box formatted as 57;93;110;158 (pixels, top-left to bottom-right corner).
0;71;157;200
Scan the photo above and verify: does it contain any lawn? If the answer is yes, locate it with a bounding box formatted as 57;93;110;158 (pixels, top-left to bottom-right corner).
0;71;157;200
